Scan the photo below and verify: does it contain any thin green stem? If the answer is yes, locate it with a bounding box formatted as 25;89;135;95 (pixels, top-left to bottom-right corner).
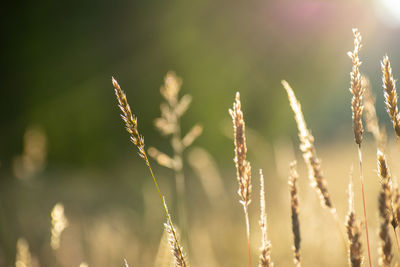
143;152;187;267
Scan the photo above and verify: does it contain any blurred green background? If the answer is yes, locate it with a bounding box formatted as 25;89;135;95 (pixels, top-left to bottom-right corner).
2;0;400;266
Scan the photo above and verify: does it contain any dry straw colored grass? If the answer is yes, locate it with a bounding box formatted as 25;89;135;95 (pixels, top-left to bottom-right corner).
229;92;252;209
348;28;372;267
377;151;393;267
105;27;400;267
259;169;273;267
13;25;400;267
149;71;202;239
112;77;188;267
229;91;252;267
282;79;347;254
149;71;203;170
348;28;364;146
382;55;400;139
288;161;301;267
393;187;400;231
345;171;363;267
112;77;145;159
281;80;333;211
164;222;188;267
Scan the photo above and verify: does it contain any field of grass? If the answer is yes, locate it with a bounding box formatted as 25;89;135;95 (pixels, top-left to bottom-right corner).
3;18;400;267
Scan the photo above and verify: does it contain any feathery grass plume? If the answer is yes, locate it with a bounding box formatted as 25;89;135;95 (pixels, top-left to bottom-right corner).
165;222;188;267
259;169;273;267
377;151;393;267
282;80;332;209
230;92;252;207
229;92;252;267
345;170;363;267
50;203;68;250
348;28;371;267
348;28;364;146
389;175;400;255
163;199;188;267
393;186;400;231
282;80;346;250
149;71;203;238
289;161;301;267
380;157;400;256
124;259;129;267
363;76;386;150
15;238;32;267
112;77;187;267
79;263;89;267
382;55;400;139
112;77;145;159
155;226;175;267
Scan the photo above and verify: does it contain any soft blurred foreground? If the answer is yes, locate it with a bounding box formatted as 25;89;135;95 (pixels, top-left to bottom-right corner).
3;118;400;266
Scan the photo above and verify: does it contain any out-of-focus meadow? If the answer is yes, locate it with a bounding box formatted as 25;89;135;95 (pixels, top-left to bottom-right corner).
2;0;400;266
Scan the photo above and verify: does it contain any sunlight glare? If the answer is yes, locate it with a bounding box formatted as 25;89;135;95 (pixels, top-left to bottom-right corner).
377;0;400;26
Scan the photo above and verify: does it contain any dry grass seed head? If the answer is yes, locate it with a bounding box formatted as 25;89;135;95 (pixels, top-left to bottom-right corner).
112;77;145;158
164;223;188;267
229;92;252;207
154;72;183;136
282;80;333;210
346;172;363;267
382;55;400;137
289;161;301;267
162;198;188;267
348;28;364;145
377;151;393;267
392;187;400;229
259;169;273;267
161;71;182;106
151;71;202;164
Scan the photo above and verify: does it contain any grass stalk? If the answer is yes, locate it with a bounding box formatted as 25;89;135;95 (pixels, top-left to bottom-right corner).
382;56;400;141
150;72;203;243
144;136;188;267
358;145;372;267
112;77;187;267
282;80;346;252
392;187;400;257
244;205;251;267
259;169;273;267
346;173;363;267
289;162;301;267
229;92;252;267
392;227;400;256
348;28;371;267
377;151;393;267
